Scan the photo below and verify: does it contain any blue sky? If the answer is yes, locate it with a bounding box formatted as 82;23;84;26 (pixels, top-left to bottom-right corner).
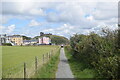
0;1;118;38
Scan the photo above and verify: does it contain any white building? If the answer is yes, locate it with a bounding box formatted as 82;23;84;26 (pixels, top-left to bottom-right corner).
23;40;38;45
0;34;21;46
39;37;51;45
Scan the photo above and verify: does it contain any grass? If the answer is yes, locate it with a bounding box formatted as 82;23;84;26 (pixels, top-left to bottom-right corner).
2;45;59;78
33;49;60;78
64;47;95;79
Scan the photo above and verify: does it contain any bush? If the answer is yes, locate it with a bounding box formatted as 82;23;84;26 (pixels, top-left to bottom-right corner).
69;28;120;78
2;43;12;46
92;56;120;78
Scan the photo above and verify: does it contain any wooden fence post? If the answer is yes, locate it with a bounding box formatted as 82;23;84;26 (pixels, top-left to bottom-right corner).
49;52;51;59
35;56;38;73
51;50;53;57
43;54;44;64
47;53;48;61
47;53;49;60
24;62;26;79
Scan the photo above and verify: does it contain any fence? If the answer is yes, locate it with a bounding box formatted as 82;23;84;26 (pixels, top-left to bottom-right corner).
2;47;60;78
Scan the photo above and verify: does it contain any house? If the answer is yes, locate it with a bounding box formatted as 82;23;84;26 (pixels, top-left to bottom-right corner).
40;32;52;36
8;35;23;46
23;40;38;45
0;34;16;46
0;34;7;45
39;37;51;45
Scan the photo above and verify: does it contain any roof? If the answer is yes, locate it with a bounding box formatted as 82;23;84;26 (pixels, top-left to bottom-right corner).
23;40;38;43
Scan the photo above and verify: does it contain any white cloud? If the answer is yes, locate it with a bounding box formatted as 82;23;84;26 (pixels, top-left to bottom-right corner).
29;20;41;27
29;8;45;16
2;2;118;26
43;24;75;37
2;2;41;16
92;2;118;20
0;24;15;34
43;23;118;38
45;2;118;29
86;15;94;21
1;1;118;37
1;0;119;2
6;25;15;33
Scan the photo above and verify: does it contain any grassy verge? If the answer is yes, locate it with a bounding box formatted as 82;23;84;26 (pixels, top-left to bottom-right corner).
33;49;60;78
64;47;95;79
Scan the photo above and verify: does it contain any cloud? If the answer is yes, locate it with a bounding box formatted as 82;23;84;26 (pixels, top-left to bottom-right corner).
29;20;41;27
86;15;94;21
2;2;45;16
0;24;16;34
92;2;118;20
1;1;118;37
45;2;118;28
43;24;76;37
43;23;118;38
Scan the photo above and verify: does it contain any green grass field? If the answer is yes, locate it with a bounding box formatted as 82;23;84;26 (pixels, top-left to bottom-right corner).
2;45;59;78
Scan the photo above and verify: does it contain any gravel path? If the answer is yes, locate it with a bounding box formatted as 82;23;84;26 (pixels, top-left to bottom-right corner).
56;48;74;78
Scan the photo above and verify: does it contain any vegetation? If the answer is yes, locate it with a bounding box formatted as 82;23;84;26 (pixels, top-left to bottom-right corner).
22;35;31;40
2;43;12;46
34;35;69;45
118;24;120;49
68;28;120;79
65;47;95;78
33;49;60;78
2;45;59;78
50;35;69;45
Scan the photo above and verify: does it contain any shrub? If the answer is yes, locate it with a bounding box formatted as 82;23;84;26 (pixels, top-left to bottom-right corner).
69;28;120;78
2;43;12;46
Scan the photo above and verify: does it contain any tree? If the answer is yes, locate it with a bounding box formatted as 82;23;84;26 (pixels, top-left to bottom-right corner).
22;36;31;40
118;24;120;49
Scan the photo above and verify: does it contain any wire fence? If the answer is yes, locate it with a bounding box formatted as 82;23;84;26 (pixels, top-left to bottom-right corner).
2;47;60;78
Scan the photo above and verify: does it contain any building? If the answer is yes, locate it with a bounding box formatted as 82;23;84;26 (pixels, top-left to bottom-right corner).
8;35;23;45
0;34;7;45
23;40;38;45
39;37;51;45
0;34;16;45
40;32;52;36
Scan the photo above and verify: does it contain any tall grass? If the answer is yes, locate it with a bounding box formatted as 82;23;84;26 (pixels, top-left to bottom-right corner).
64;47;95;79
33;48;60;78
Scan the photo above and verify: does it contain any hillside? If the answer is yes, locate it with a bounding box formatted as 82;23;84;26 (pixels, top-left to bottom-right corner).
33;35;69;45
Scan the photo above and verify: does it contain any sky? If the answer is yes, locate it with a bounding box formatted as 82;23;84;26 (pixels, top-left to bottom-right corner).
0;0;119;38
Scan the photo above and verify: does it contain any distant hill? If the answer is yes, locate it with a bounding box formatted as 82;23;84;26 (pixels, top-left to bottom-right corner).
33;35;69;45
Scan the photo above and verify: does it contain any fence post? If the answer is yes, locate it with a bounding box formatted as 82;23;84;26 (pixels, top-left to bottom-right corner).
49;52;51;59
24;62;26;79
51;50;53;57
35;56;38;73
43;54;44;64
49;52;50;59
47;53;48;61
47;53;49;60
